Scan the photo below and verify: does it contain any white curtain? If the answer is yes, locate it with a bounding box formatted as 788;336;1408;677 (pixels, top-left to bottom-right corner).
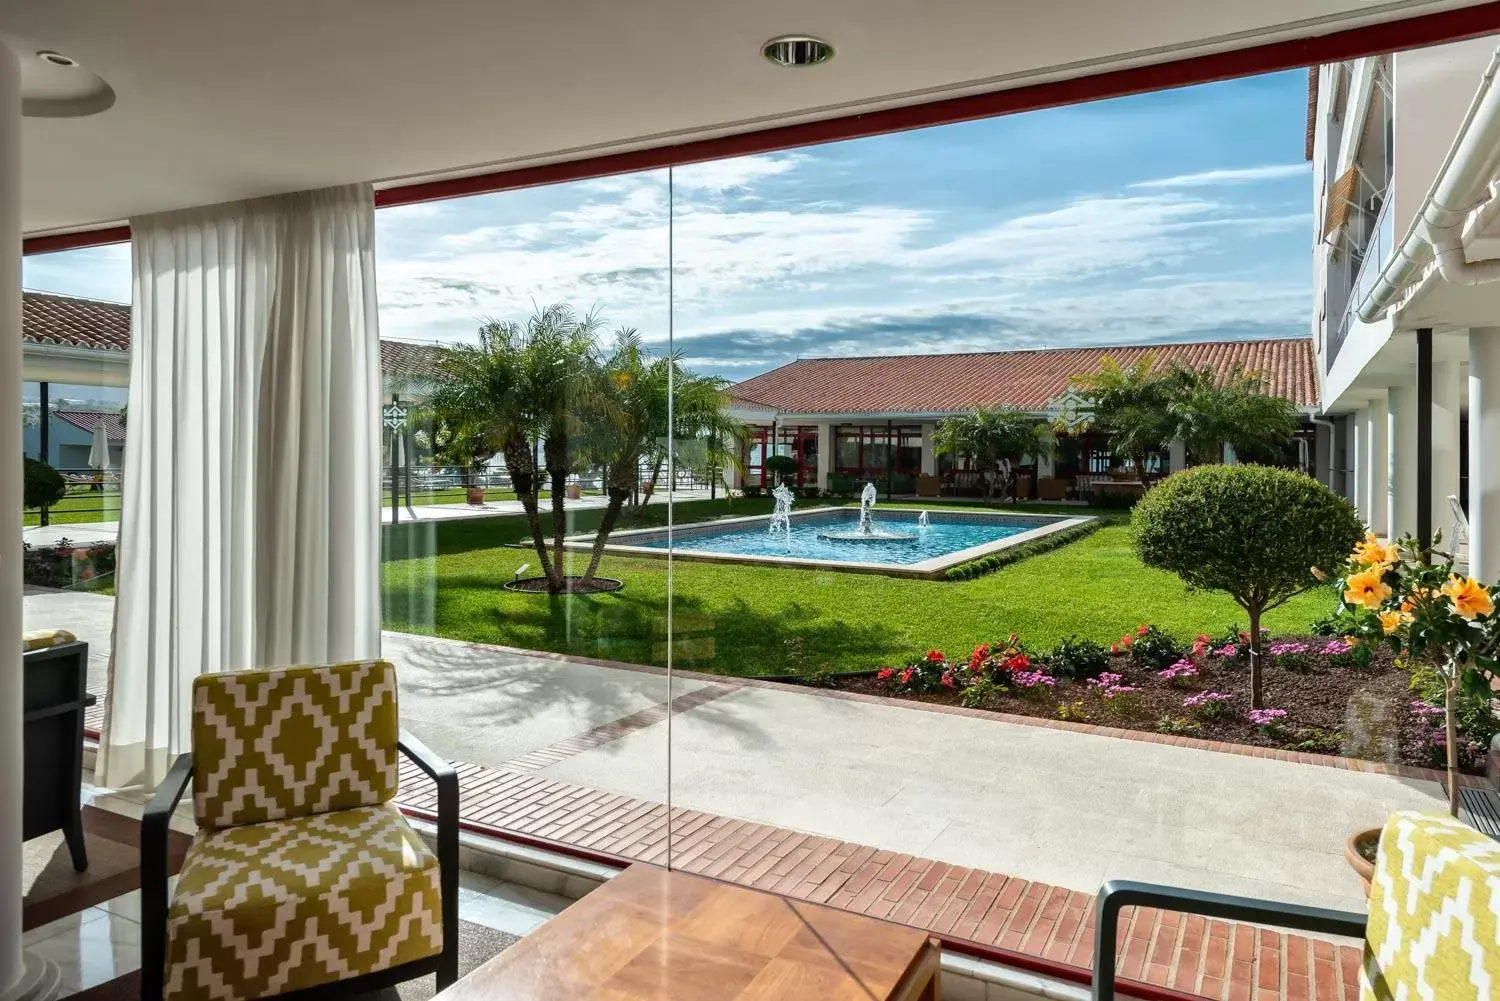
98;185;382;790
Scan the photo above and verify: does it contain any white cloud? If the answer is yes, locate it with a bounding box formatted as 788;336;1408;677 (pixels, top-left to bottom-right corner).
1128;163;1311;189
669;154;808;192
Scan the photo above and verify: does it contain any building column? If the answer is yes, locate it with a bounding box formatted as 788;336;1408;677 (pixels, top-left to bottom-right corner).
1470;328;1500;580
1388;384;1418;539
2;42;60;1001
1313;421;1332;488
919;422;935;476
1363;392;1389;536
814;422;832;491
1351;407;1367;521
1433;355;1464;541
1167;438;1186;473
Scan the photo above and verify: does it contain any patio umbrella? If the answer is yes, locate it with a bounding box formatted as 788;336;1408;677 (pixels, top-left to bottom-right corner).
88;420;112;474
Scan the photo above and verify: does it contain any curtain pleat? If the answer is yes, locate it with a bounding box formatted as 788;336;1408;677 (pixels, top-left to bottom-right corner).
98;184;381;791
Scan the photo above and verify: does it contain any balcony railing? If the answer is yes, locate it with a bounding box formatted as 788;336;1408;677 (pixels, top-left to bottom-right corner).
1328;193;1395;367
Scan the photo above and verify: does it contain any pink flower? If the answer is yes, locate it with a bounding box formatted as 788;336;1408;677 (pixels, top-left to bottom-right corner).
1247;708;1286;726
1183;691;1233;709
1088;672;1125;690
899;667;914;686
940;673;956;689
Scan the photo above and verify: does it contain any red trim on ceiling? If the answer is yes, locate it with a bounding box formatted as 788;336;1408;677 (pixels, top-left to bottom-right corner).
23;225;132;256
24;1;1500;254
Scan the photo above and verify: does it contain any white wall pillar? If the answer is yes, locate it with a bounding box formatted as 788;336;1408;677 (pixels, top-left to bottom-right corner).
1434;357;1464;535
1470;329;1500;581
1363;391;1389;536
0;41;26;998
1222;443;1237;465
1168;438;1186;473
1388;384;1418;539
814;422;832;491
1313;421;1332;488
919;422;935;476
1352;407;1368;521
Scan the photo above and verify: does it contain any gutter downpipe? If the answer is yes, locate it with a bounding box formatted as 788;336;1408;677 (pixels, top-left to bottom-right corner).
1358;49;1500;323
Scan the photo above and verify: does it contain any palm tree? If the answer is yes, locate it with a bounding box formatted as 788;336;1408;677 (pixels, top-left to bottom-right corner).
576;332;742;583
933;407;1053;505
1071;355;1176;477
1166;364;1300;465
425;305;601;594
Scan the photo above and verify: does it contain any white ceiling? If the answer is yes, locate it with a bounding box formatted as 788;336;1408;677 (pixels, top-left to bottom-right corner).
2;0;1488;235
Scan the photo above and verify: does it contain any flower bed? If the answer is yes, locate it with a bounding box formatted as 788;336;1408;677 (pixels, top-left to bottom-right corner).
23;539;115;591
811;626;1491;774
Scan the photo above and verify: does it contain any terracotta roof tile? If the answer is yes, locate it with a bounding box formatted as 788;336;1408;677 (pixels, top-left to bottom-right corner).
729;338;1317;415
54;410;127;442
23;291;130;352
22;290;441;376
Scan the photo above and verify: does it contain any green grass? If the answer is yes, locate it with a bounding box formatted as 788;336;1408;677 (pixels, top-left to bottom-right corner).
381;498;1333;678
380;486;603;506
23;489;123;527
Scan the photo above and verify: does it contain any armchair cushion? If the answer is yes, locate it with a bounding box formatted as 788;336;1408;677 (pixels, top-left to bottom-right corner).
192;660;399;829
22;628;77;652
164;802;442;1000
1362;811;1500;1000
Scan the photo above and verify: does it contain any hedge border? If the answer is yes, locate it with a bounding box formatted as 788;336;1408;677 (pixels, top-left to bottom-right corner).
942;519;1104;581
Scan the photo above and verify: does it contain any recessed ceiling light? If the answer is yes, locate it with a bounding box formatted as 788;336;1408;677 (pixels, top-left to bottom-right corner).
763;36;834;68
37;50;78;68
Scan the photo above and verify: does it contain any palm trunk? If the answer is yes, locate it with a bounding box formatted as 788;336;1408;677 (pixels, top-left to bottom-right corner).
640;454;665;508
504;439;560;590
583;488;631;582
550;467;568;587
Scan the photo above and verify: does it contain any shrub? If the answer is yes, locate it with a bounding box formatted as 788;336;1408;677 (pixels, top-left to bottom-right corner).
1057;700;1091;722
798;485;821;500
1049;635;1110;680
22;540;116;590
825;473;858;498
1132;464;1363;707
942;520;1102;580
1157;716;1202;736
742;485;764;498
763;455;799;486
24;457;67;511
1088;488;1139;510
961;678;999;709
1117;623;1180;670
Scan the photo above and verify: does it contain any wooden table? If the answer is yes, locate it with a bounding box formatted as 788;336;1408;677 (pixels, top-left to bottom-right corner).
439;864;941;1000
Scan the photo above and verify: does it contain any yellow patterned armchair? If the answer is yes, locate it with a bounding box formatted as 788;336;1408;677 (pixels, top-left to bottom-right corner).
141;660;458;1001
1090;810;1500;1000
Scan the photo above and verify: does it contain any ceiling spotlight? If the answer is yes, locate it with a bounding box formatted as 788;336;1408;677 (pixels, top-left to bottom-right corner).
37;50;78;68
763;36;834;68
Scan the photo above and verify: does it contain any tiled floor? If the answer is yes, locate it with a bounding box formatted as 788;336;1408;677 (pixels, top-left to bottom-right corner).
395;757;1368;1001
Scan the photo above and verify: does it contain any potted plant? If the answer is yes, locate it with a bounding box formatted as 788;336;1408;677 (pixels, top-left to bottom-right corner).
763;454;799;488
1329;532;1498;889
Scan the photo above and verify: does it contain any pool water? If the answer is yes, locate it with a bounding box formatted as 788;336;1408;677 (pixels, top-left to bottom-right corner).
636;512;1049;566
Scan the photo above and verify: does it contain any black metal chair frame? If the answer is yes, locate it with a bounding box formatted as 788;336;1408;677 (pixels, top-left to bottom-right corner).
23;639;93;872
1090;880;1368;1001
141;729;459;1001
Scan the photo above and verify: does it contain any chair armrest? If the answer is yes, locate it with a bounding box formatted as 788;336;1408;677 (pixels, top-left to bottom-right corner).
1091;880;1366;1001
141;753;193;1001
399;729;460;990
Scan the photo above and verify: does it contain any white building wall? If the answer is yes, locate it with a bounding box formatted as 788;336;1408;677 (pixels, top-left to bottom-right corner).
1392;37;1500;241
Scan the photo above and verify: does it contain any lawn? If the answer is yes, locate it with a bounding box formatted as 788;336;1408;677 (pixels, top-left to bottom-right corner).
24;488;122;527
380;497;1335;677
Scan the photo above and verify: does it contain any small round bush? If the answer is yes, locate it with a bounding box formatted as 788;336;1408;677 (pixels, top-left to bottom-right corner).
1049;635;1110;680
24;457;67;511
1132;464;1363;707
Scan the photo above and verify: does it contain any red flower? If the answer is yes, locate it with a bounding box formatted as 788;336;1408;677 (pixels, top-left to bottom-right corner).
1137;624;1150;637
940;673;955;688
876;667;895;681
1004;653;1030;672
1110;643;1120;655
899;667;914;685
1121;633;1134;647
925;650;946;664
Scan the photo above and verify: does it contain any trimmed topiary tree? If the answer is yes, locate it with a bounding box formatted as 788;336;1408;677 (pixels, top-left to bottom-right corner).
763;454;799;487
1132;464;1363;707
24;457;67;512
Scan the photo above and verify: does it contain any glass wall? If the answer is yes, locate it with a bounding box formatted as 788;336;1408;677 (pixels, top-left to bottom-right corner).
23;50;1470;977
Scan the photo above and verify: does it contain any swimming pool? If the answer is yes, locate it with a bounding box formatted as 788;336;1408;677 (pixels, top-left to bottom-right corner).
568;507;1095;578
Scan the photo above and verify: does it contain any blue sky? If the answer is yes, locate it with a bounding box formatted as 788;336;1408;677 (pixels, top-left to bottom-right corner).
24;69;1311;383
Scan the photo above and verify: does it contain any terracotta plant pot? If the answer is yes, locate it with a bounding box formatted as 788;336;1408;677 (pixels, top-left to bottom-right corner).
466;486;485;505
1345;828;1381;895
566;483;581;500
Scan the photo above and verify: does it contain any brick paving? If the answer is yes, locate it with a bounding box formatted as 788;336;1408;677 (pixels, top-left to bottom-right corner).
395;755;1364;1001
